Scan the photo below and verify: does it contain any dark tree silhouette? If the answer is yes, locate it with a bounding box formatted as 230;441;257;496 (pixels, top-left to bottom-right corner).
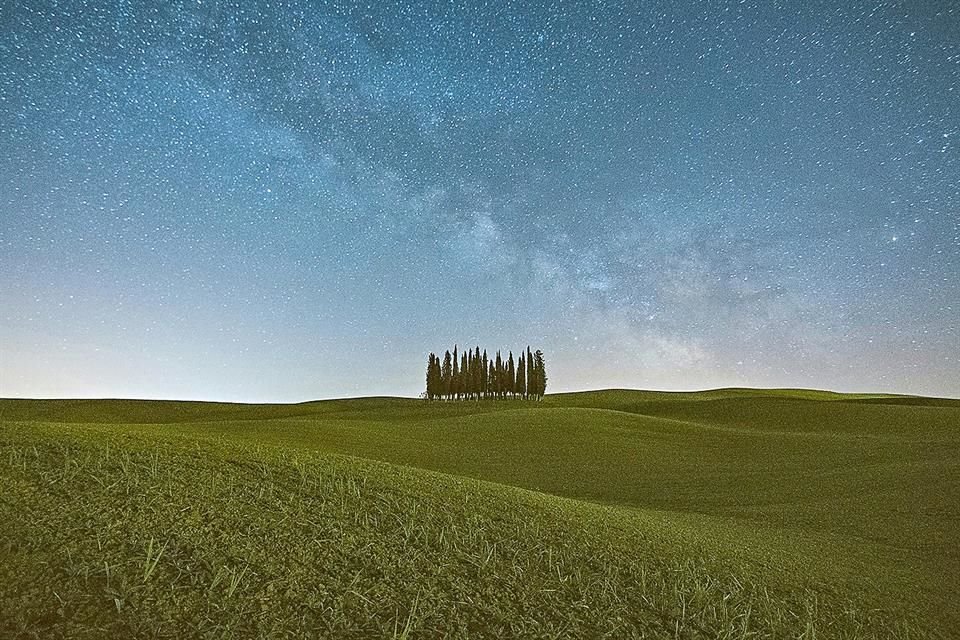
452;345;459;399
426;353;437;399
532;349;547;399
481;349;489;398
428;346;544;401
473;346;482;400
430;356;443;398
442;350;453;398
516;353;527;398
488;358;495;398
526;346;533;396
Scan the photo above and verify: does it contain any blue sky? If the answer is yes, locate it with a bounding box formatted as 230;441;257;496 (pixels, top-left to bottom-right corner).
1;0;958;400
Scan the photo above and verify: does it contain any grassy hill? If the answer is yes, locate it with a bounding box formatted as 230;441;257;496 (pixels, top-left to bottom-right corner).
1;389;957;638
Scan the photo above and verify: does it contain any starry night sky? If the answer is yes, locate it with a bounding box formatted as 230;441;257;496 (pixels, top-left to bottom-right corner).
1;1;958;401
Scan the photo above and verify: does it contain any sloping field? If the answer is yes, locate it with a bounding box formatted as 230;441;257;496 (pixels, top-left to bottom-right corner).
1;389;957;638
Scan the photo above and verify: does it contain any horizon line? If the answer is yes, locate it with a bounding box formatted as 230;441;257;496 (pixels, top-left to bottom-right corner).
2;384;958;405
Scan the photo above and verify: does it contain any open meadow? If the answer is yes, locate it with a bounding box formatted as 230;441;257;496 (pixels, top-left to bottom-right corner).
1;389;958;638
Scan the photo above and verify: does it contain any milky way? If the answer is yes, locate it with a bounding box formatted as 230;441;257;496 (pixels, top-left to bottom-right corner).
1;1;958;401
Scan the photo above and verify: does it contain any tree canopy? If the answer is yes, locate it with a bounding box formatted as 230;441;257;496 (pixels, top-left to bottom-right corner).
426;346;547;400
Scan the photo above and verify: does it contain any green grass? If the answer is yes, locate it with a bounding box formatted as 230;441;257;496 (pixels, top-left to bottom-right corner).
1;388;957;638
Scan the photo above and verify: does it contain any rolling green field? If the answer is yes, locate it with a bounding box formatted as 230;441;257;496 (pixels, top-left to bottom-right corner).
1;389;958;638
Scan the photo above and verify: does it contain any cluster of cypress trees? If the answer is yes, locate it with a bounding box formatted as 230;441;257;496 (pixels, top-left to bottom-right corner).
425;346;547;400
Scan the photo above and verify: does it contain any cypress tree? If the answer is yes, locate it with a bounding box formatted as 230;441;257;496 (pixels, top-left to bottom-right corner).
494;351;503;398
468;347;474;399
526;346;533;399
460;352;467;399
426;353;435;399
533;349;547;399
527;351;537;399
452;345;459;400
433;356;442;399
481;349;489;399
471;348;478;399
529;352;536;399
425;353;431;399
473;346;482;400
442;350;453;399
506;351;515;398
516;353;526;398
487;360;494;398
504;351;510;398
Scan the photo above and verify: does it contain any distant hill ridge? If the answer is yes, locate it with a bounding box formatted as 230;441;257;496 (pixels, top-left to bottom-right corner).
2;387;958;425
